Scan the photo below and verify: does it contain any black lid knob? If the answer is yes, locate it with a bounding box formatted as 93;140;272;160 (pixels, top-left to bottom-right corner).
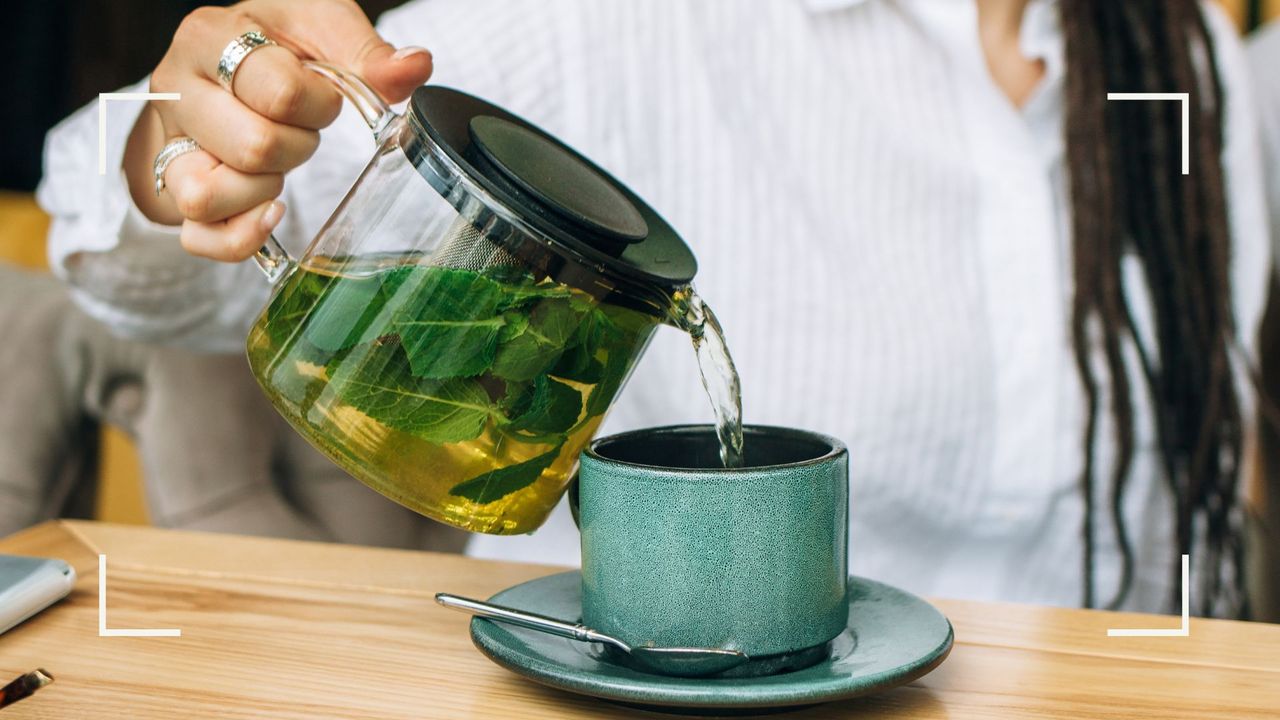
406;86;697;288
468;116;648;244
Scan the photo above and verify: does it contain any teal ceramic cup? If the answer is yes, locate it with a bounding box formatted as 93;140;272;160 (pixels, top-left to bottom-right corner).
577;425;849;675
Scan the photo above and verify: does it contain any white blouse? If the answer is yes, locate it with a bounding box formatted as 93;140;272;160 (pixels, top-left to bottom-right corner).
38;0;1271;612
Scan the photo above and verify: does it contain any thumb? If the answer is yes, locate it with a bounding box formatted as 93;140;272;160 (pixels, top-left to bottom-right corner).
254;0;432;103
347;40;434;104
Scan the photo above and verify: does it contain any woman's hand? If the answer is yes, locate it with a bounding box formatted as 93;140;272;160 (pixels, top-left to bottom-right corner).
123;0;432;261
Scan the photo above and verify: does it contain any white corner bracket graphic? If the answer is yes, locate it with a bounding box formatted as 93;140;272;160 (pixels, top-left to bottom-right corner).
98;554;181;638
1105;92;1190;176
97;92;181;175
1107;554;1190;637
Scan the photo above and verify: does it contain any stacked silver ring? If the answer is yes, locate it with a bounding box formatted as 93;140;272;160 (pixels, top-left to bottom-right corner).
153;137;201;195
216;30;277;92
154;32;277;197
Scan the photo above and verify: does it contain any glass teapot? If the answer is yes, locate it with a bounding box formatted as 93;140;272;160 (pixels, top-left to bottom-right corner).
245;65;697;535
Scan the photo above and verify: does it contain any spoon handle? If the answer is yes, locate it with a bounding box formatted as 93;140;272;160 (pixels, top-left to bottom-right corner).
435;593;614;646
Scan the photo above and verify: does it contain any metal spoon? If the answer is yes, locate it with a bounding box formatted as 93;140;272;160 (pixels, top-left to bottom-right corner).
435;593;749;677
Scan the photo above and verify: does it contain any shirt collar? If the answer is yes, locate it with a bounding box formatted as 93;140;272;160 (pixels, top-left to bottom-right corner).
801;0;872;13
1020;0;1063;76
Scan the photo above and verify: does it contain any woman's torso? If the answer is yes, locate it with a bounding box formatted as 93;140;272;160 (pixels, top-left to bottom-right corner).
299;0;1270;610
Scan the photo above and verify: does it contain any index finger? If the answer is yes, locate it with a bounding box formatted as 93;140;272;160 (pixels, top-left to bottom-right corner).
230;43;343;130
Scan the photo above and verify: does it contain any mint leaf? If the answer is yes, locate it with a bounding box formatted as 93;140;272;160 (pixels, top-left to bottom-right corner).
332;341;496;443
491;298;583;381
386;267;509;379
449;448;562;504
498;282;575;308
273;339;342;402
548;304;619;384
377;263;434;298
600;301;658;338
482;265;575;308
500;378;536;419
585;349;633;417
507;376;582;436
577;302;654;414
549;344;604;384
498;311;530;343
397;315;506;379
302;273;388;352
480;264;536;286
265;270;333;347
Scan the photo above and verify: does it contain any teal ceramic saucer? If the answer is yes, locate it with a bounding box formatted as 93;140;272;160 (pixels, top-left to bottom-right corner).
468;571;954;713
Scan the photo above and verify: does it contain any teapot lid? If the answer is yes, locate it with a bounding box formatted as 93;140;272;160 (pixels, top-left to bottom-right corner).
405;86;697;288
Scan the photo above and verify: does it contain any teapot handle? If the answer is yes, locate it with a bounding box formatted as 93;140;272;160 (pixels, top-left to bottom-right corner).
253;62;398;283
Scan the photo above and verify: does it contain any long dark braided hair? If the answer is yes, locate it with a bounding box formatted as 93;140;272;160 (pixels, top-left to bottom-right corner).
1060;0;1246;616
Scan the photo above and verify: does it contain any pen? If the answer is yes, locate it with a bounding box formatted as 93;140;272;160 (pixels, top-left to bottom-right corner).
0;669;53;708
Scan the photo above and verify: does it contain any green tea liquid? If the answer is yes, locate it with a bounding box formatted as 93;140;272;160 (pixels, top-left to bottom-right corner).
247;255;654;534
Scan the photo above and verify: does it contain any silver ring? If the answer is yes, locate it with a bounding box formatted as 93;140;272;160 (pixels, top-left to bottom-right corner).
216;30;277;92
153;137;201;196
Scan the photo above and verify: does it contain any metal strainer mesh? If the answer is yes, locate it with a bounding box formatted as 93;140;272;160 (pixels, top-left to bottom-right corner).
429;213;523;272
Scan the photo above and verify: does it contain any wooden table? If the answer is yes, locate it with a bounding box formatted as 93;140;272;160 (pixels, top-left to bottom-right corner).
0;521;1276;718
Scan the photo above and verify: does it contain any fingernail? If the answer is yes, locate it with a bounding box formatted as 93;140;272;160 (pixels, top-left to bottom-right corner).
261;201;286;232
392;46;431;62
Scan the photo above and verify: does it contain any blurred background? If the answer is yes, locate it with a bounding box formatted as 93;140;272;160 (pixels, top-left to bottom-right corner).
0;0;1277;529
0;0;400;529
